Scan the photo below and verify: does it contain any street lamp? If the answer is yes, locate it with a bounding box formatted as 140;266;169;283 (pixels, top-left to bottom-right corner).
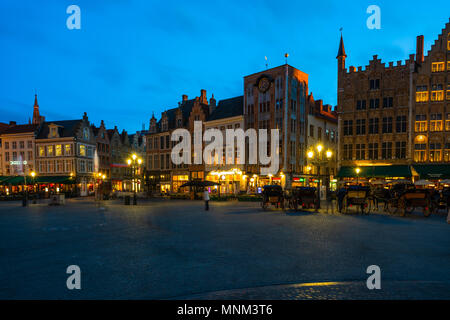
307;144;333;209
127;154;143;205
355;167;361;185
30;171;36;204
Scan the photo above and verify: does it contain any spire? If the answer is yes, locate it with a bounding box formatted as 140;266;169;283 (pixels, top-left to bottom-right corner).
34;94;39;108
32;94;41;125
336;32;347;58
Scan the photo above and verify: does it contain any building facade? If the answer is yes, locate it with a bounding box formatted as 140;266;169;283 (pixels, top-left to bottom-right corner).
336;19;450;181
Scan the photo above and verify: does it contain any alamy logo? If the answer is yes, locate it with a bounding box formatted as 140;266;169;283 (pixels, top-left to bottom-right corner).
171;121;280;175
66;265;81;290
366;265;381;289
366;5;381;30
66;5;81;30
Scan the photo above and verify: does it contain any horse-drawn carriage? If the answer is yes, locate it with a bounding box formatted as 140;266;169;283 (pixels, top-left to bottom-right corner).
386;187;432;217
430;187;450;214
261;185;285;210
287;186;318;210
339;185;371;214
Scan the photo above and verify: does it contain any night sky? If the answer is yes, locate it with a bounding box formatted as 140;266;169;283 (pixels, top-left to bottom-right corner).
1;0;449;132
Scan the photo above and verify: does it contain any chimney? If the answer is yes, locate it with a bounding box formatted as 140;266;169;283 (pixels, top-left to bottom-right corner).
209;94;216;115
182;94;188;101
416;35;424;63
200;89;207;104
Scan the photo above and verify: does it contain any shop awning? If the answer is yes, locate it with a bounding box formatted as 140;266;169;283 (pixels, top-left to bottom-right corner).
0;175;76;185
412;165;450;180
337;165;412;178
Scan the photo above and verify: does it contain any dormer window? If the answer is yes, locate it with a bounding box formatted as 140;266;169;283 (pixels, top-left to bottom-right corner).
51;127;57;137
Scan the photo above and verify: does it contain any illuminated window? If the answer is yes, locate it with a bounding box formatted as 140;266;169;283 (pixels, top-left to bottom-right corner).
415;114;427;132
429;143;442;162
55;145;62;156
448;33;450;50
415;85;428;102
431;62;445;72
414;144;426;162
79;145;86;156
444;143;450;162
65;144;71;155
431;84;444;101
47;145;54;156
446;113;450;131
39;146;45;157
430;114;443;131
448;61;450;71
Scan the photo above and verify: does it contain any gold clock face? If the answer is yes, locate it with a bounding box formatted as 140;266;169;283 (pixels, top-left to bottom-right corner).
258;77;270;93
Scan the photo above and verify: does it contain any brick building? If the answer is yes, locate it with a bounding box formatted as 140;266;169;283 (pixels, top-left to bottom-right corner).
336;19;450;181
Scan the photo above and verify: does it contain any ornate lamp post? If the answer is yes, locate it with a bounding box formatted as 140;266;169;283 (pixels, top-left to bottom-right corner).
127;154;143;205
355;167;361;185
307;144;333;209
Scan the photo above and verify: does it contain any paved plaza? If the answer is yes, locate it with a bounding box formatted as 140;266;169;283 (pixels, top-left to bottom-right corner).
0;199;449;299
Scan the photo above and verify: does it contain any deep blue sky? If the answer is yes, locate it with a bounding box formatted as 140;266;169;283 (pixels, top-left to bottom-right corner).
1;1;449;132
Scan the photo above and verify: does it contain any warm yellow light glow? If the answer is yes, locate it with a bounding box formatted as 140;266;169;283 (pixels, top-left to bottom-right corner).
221;175;226;180
132;154;137;160
102;175;106;179
307;151;314;159
355;167;361;174
306;166;312;172
326;150;332;159
31;171;36;177
268;173;273;177
70;172;74;177
250;178;255;182
137;158;142;165
316;144;323;153
127;159;132;165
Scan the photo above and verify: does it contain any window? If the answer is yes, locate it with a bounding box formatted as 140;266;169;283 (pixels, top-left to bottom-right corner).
356;144;365;160
368;143;378;160
5;152;9;161
446;113;450;131
55;145;62;156
430;114;443;131
448;61;450;71
165;135;170;149
447;84;450;100
382;117;393;133
317;127;321;140
369;118;380;134
381;142;392;159
4;142;9;149
160;136;164;150
383;97;393;108
429;143;442;162
27;151;32;160
369;99;380;109
369;79;380;90
395;141;406;159
414;144;426;162
79;145;86;156
431;84;444;101
343;120;353;136
65;144;71;155
51;127;57;137
47;145;54;156
39;146;45;157
356;100;366;110
444;143;450;162
19;141;24;149
448;33;450;50
415;115;427;132
12;142;17;149
431;62;445;72
416;85;428;102
309;125;314;137
27;141;32;149
396;115;407;133
356;119;366;135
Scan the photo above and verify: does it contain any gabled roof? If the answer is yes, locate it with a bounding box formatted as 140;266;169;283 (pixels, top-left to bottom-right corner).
1;124;39;135
207;96;243;121
0;123;10;134
37;120;81;139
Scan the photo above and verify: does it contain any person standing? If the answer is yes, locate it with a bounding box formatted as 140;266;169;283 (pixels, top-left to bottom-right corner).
204;188;210;211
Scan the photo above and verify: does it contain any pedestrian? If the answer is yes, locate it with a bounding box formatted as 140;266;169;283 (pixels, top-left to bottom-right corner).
204;188;210;211
337;186;347;213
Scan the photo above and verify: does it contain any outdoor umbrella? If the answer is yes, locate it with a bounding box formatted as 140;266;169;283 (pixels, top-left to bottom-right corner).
414;179;434;186
438;179;450;184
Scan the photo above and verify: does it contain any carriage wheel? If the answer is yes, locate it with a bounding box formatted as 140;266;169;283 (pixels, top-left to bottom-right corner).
423;205;431;217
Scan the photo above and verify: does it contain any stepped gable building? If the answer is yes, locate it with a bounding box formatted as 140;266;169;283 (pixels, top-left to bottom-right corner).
91;120;111;179
146;89;214;193
336;18;450;180
35;112;96;196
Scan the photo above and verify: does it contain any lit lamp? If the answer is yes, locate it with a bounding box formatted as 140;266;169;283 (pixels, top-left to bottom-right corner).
355;167;361;184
